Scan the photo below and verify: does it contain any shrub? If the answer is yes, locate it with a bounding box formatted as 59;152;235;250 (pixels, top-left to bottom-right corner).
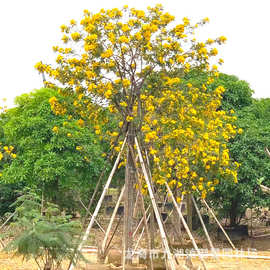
5;188;84;270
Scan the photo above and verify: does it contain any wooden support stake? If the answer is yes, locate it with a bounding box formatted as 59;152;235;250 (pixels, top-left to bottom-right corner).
191;196;217;260
135;138;176;270
187;194;193;231
165;183;207;270
102;185;125;254
129;144;154;270
132;205;150;238
82;169;106;227
133;214;151;252
202;199;236;250
83;135;124;226
78;197;105;234
68;137;127;270
104;214;123;258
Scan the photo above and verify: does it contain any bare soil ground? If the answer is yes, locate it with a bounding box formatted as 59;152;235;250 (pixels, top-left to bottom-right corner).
1;222;270;270
1;252;269;270
0;237;269;270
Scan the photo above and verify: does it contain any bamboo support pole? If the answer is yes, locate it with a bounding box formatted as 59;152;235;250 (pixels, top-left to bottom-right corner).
133;215;150;253
122;241;126;270
134;227;144;252
165;183;207;270
104;214;123;257
82;169;106;226
202;199;236;250
102;185;125;254
133;214;151;252
132;206;150;238
186;194;193;231
82;137;122;227
135;138;176;270
78;198;105;234
191;196;217;260
129;145;154;270
68;137;127;270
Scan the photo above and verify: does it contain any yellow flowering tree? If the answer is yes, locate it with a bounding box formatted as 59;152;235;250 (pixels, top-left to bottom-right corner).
35;4;239;257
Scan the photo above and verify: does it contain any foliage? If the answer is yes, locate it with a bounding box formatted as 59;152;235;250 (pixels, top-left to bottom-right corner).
5;188;84;270
179;71;268;225
210;95;270;225
0;88;109;212
184;71;254;111
0;183;24;217
0;101;15;173
0;102;18;208
35;5;239;199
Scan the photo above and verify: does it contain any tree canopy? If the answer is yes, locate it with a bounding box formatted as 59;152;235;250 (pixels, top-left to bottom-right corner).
35;5;240;200
206;75;270;225
0;88;109;210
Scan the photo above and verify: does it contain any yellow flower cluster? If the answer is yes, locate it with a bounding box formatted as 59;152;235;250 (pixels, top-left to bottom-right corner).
0;144;16;167
52;126;59;133
49;96;67;115
35;5;237;198
0;99;8;114
141;75;238;197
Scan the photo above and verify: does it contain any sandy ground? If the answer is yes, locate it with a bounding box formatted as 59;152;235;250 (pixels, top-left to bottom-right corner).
1;248;269;270
1;225;270;270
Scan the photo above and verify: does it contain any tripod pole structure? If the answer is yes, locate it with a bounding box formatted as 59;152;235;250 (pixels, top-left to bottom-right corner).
202;199;236;250
165;182;207;270
135;137;176;270
102;185;125;254
191;195;218;260
68;136;127;270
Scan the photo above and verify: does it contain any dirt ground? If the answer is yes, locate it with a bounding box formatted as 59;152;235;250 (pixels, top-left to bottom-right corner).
0;252;269;270
0;237;269;270
0;225;270;270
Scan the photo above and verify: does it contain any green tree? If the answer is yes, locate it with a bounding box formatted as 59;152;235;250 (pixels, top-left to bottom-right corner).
183;71;254;111
207;76;270;226
0;88;109;213
0;183;23;217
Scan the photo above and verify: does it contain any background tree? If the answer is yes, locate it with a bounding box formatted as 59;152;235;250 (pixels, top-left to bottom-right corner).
0;88;109;214
0;101;20;216
188;72;270;226
210;97;270;225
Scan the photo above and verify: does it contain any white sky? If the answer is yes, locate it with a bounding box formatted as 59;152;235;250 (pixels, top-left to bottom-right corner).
1;0;269;108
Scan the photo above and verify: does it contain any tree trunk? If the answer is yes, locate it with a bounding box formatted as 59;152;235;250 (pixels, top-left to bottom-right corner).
123;124;136;265
187;194;193;231
150;207;155;249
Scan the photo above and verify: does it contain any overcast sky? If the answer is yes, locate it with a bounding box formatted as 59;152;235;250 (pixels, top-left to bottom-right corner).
1;0;269;108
